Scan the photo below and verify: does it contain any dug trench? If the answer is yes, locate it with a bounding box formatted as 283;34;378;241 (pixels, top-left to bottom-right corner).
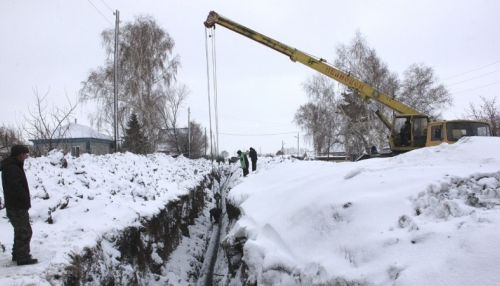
45;166;249;286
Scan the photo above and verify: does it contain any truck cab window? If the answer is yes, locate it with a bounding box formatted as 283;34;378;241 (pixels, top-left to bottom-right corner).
431;125;443;141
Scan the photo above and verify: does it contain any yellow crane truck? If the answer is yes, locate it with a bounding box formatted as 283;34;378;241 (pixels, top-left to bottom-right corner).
204;11;491;153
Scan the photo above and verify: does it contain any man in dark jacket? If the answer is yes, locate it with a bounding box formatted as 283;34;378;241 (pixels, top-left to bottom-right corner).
249;147;258;172
1;145;38;265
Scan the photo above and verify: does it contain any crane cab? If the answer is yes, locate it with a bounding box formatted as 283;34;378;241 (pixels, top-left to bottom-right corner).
390;115;429;152
390;115;491;152
426;120;491;146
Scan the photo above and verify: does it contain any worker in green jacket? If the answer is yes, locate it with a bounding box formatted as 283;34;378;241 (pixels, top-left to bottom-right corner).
237;150;249;177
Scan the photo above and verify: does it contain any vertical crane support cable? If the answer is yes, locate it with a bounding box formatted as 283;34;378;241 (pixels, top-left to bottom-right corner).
211;29;220;156
204;28;215;163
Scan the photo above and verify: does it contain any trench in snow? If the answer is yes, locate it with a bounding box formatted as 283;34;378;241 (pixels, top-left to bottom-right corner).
45;163;244;285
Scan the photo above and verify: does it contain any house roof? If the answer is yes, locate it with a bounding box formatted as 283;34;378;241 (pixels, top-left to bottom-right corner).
59;123;112;140
30;123;113;142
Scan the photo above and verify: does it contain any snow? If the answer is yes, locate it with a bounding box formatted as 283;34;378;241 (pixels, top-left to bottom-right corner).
0;151;213;285
227;137;500;285
1;137;500;285
56;123;112;140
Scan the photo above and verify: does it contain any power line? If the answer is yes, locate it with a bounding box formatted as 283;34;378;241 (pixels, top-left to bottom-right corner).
86;0;113;25
98;0;114;13
222;116;292;126
443;60;500;80
220;131;298;136
446;69;500;87
450;80;500;95
189;106;292;126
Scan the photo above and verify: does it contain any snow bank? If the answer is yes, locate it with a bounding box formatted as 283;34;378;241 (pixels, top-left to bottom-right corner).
0;151;213;285
227;137;500;285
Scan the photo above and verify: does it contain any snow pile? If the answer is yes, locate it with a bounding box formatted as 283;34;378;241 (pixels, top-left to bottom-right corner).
0;151;213;285
227;137;500;286
2;138;499;285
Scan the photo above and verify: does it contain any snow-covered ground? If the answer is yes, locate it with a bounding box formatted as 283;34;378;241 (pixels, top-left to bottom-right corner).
227;137;500;285
1;138;500;285
0;151;213;285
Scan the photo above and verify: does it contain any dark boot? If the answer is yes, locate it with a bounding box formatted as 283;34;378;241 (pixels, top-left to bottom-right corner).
13;254;34;262
17;256;38;266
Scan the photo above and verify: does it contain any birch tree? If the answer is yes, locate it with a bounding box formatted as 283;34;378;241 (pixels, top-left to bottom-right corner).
80;15;180;149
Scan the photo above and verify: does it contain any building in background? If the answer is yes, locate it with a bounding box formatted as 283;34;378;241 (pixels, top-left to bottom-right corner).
30;123;113;157
156;127;188;155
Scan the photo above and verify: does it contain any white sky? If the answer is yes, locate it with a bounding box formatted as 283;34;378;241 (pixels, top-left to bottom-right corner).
1;0;499;154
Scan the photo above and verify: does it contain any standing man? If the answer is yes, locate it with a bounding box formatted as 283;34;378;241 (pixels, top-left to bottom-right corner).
400;118;411;146
249;147;258;172
1;145;38;265
237;150;249;177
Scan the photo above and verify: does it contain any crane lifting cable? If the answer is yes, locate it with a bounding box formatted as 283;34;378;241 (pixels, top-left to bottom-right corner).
204;28;214;162
205;26;220;159
211;28;220;156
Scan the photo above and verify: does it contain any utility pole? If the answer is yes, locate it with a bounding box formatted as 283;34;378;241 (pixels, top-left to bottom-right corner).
188;107;191;158
113;10;120;152
204;128;207;156
281;140;285;158
296;132;300;157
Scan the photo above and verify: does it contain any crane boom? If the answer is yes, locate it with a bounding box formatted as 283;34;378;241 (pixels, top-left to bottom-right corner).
204;11;422;116
204;11;491;154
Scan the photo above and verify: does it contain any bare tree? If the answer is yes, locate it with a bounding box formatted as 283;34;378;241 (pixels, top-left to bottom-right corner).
80;15;180;149
296;32;452;157
295;103;328;153
398;63;452;118
157;84;188;152
294;75;342;155
333;32;399;156
0;125;25;156
24;89;77;154
466;96;500;136
176;121;206;158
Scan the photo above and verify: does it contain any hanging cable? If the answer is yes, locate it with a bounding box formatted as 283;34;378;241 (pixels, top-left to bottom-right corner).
204;28;214;163
443;60;500;80
220;131;298;136
211;28;220;156
98;0;115;13
86;0;113;25
446;69;500;87
450;80;500;95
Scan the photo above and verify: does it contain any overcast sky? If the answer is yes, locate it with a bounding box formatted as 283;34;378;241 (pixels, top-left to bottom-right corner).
1;0;499;154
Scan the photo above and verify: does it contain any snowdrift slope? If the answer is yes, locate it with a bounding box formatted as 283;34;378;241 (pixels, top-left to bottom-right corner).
0;152;212;285
228;137;500;285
